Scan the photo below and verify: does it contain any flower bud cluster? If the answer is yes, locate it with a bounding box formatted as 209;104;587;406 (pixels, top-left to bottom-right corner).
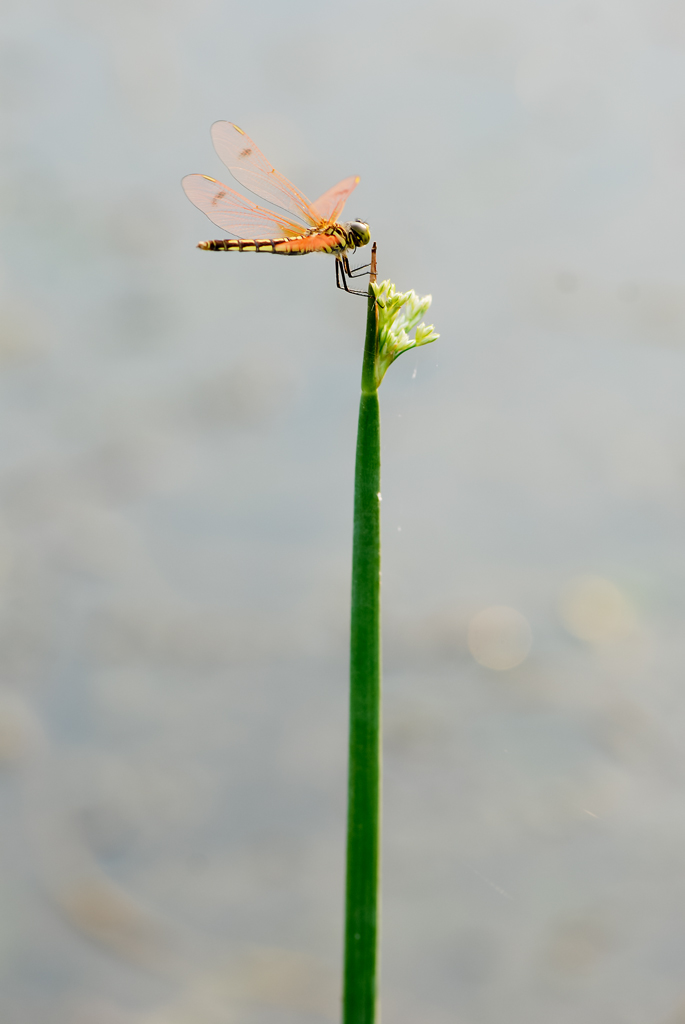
370;280;439;387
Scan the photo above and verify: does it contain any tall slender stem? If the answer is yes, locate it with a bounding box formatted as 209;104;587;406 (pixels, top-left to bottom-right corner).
344;245;381;1024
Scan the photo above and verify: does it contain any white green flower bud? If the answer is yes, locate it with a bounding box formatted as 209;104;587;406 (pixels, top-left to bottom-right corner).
370;280;439;387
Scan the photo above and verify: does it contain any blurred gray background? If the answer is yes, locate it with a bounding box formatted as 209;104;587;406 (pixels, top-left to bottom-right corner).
2;0;685;1021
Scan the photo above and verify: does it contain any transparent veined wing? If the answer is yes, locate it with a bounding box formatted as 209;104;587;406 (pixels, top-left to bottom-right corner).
210;121;321;227
181;174;308;238
311;176;360;224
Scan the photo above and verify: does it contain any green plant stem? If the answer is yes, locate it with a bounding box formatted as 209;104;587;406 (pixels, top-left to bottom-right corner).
344;279;381;1024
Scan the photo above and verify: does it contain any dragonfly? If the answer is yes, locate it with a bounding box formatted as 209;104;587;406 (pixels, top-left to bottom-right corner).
182;122;372;295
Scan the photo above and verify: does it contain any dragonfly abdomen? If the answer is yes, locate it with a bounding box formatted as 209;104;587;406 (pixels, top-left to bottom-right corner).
197;230;349;256
199;237;284;252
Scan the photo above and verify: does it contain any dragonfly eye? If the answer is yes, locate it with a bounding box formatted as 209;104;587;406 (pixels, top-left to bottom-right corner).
348;220;371;248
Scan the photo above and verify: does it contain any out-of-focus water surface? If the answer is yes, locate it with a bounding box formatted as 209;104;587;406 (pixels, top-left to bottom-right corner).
2;1;685;1021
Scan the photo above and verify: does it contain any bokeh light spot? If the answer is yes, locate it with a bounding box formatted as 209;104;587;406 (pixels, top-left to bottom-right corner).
467;606;532;671
559;575;636;644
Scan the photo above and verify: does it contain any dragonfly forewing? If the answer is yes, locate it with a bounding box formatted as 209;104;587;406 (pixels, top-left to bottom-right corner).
210;122;319;225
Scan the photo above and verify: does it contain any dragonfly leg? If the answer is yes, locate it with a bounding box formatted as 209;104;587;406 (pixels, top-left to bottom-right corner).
336;256;368;297
343;254;372;279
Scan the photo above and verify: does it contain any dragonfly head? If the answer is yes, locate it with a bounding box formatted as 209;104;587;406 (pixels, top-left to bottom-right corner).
346;220;371;250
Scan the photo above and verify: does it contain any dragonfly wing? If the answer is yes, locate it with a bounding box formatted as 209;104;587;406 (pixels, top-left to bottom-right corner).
210;121;322;228
311;176;360;223
182;175;307;238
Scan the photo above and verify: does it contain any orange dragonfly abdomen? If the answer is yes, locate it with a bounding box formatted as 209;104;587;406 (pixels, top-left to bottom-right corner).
198;229;349;255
